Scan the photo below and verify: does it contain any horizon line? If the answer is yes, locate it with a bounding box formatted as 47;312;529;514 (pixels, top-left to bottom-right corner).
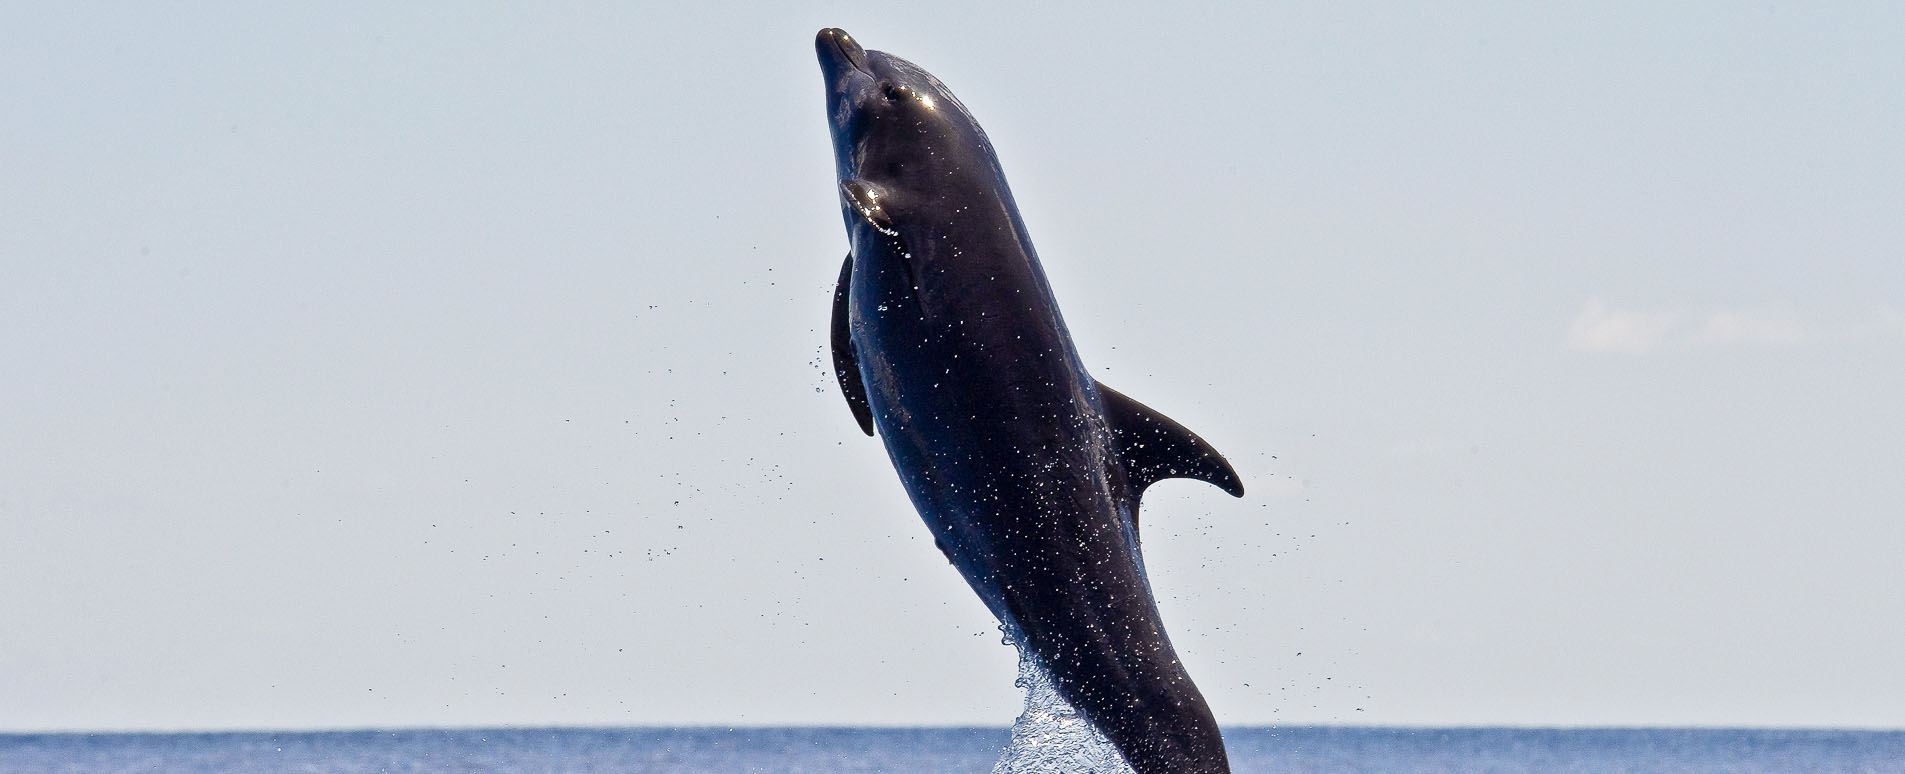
8;722;1905;737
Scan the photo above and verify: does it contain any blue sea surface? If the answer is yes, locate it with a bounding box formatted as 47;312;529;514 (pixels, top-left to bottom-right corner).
3;726;1902;773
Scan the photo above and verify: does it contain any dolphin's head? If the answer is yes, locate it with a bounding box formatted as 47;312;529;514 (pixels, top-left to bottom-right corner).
815;28;996;198
817;29;1027;311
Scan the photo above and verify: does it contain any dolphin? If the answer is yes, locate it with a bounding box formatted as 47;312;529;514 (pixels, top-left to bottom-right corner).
816;28;1245;774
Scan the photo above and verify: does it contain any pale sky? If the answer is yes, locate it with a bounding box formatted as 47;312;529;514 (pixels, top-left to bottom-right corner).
4;3;1902;732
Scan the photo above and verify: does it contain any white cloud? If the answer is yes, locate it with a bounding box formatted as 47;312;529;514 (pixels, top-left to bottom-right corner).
1566;298;1682;354
1567;299;1841;355
1686;305;1810;348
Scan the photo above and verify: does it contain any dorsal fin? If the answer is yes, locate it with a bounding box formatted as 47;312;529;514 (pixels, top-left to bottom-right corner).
832;252;873;436
1098;381;1245;499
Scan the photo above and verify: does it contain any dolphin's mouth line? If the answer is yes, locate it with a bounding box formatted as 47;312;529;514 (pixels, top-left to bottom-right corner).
834;38;868;74
821;28;870;75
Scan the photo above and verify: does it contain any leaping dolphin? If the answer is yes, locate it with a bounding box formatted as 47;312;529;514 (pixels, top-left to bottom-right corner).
816;28;1245;774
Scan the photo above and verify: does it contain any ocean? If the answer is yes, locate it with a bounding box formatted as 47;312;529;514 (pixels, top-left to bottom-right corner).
3;726;1902;773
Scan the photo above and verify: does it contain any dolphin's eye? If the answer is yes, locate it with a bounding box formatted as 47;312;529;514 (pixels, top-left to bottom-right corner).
880;82;907;102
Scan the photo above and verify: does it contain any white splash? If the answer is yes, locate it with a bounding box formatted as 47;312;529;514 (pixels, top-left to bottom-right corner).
992;631;1135;774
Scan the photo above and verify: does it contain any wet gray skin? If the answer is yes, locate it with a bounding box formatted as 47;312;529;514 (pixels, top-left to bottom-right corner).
817;28;1245;774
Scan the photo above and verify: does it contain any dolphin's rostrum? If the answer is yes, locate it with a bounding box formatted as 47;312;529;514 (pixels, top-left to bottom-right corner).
816;28;1244;774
